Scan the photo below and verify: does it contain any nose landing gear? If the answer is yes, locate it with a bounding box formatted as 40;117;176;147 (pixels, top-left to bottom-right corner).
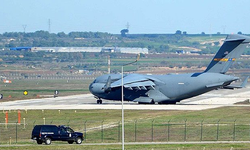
94;96;103;104
97;99;102;104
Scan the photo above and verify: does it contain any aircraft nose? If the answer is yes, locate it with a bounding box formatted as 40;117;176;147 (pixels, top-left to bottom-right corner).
89;83;105;95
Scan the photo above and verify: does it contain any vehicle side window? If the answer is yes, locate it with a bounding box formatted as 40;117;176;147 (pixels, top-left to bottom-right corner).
52;127;58;133
60;128;67;134
41;127;50;132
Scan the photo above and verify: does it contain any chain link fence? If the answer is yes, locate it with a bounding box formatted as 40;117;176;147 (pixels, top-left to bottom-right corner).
0;119;250;144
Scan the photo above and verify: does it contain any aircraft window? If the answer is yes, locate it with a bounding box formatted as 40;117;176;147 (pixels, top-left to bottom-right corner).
93;79;96;83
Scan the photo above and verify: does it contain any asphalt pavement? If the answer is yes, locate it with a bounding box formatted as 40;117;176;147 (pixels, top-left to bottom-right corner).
0;87;249;110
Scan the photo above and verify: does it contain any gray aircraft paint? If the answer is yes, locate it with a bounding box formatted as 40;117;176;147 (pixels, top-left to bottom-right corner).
89;34;250;104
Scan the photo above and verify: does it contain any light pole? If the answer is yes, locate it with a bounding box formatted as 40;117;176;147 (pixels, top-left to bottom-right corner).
121;54;140;150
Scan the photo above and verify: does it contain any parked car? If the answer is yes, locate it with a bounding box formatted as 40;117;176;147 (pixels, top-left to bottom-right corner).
31;125;83;145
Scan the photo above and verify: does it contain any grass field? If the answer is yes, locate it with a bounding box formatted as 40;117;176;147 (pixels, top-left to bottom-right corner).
1;143;250;150
0;106;249;149
0;79;92;101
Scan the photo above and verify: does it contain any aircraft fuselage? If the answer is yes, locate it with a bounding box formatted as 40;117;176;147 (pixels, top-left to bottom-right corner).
89;72;237;104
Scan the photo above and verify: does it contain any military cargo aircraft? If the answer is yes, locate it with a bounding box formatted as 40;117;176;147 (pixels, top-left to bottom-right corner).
89;34;250;104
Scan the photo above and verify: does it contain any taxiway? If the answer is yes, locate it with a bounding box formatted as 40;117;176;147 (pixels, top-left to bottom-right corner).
0;87;249;110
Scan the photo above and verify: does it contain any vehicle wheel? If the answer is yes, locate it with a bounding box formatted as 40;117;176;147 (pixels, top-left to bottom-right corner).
97;100;100;104
37;140;43;144
100;100;102;104
68;140;74;144
45;137;51;145
75;137;82;144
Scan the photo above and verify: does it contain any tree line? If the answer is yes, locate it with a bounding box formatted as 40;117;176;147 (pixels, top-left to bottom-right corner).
1;30;250;54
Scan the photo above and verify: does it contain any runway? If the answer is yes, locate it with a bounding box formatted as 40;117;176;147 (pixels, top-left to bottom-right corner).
0;87;249;110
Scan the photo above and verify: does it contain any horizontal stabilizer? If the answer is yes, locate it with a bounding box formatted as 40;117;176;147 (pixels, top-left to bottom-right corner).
224;76;249;89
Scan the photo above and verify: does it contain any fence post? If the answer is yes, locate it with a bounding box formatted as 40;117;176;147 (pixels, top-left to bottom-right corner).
101;120;104;143
23;118;26;129
249;120;250;141
233;119;236;141
216;119;220;141
167;119;171;141
33;120;36;127
67;120;70;126
16;122;17;144
184;119;187;141
200;119;204;141
84;120;87;143
151;119;154;142
134;120;137;142
118;121;121;142
118;121;120;142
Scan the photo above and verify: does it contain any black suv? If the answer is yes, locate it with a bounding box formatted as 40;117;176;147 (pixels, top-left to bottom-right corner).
31;125;83;145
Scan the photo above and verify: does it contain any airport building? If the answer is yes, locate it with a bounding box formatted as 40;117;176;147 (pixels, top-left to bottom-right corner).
10;47;148;54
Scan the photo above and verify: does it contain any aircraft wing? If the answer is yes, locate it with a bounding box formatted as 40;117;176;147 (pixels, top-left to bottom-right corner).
111;74;159;90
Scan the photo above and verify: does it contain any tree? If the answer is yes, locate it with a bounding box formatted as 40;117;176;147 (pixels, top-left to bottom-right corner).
237;31;242;34
57;32;67;38
175;30;182;35
120;29;129;37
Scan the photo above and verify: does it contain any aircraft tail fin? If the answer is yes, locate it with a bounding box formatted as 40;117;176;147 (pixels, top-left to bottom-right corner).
204;34;250;74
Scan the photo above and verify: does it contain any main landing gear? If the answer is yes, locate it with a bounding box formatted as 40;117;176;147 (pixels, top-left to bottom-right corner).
97;99;102;104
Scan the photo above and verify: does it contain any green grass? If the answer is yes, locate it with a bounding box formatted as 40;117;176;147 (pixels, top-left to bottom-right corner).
0;79;92;101
0;107;250;145
1;143;250;150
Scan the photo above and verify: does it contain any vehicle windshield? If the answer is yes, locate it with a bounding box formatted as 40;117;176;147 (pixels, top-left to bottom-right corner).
66;127;74;133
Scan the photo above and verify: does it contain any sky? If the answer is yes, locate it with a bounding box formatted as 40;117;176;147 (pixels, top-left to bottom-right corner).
0;0;250;34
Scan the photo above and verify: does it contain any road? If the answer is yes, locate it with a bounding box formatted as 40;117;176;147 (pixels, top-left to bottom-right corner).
0;87;249;110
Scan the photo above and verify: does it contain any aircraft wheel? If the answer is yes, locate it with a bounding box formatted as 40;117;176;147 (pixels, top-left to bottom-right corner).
97;99;102;104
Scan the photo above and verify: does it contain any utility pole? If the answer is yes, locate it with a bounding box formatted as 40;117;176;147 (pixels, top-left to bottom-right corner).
126;22;130;33
22;25;27;33
48;19;51;33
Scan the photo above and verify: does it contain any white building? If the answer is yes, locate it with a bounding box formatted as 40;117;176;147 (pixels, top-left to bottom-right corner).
31;47;148;54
